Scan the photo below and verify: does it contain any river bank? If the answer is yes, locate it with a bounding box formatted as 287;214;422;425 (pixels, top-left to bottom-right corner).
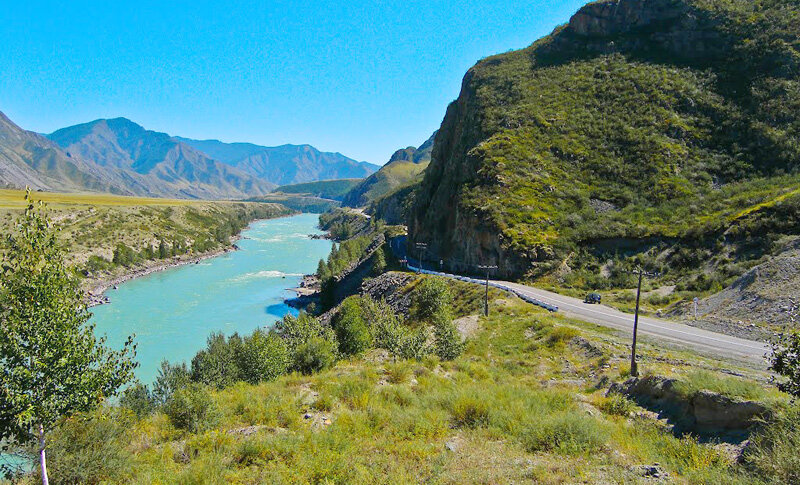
84;243;240;307
90;213;332;383
83;214;285;307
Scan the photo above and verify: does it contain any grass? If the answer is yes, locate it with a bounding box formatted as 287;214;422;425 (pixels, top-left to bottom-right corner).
0;188;200;208
12;288;793;484
409;0;800;302
0;189;294;286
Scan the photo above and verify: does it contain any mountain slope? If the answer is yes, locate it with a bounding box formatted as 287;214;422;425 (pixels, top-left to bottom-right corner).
273;179;363;201
342;132;435;207
410;0;800;292
0;111;129;194
48;119;275;199
176;137;380;186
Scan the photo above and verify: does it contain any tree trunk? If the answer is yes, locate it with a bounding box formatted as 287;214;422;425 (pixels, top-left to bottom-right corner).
38;423;49;485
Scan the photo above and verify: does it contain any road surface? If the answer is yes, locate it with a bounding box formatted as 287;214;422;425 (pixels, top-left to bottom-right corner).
406;263;768;363
501;281;768;363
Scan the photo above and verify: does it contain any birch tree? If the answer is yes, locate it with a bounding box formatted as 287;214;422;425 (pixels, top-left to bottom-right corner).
0;190;136;484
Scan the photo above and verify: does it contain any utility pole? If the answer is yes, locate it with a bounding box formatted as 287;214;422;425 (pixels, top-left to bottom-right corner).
478;265;498;317
415;242;427;273
628;267;659;377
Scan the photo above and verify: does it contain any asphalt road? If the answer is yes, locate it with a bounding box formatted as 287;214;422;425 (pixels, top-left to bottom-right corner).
395;237;769;363
499;280;769;363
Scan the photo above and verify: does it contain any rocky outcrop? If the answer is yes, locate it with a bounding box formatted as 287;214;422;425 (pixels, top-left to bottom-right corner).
609;375;771;436
554;0;729;62
683;238;800;329
409;0;798;281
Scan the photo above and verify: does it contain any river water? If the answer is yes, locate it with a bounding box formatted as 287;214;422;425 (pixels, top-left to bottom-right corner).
90;213;331;385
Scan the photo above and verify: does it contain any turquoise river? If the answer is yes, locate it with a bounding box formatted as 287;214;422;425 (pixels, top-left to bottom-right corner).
90;213;332;385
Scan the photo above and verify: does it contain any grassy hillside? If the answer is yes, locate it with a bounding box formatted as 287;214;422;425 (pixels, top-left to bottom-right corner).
0;189;294;286
273;179;363;201
21;276;795;484
247;194;340;213
342;133;434;208
410;0;800;312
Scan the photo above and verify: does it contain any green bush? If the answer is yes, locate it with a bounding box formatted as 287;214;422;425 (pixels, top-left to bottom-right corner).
275;312;339;374
599;393;636;417
450;393;490;428
522;413;609;455
191;332;243;389
152;360;191;406
293;336;338;375
333;296;372;356
46;409;133;484
397;327;431;361
412;277;452;323
119;382;156;417
546;326;580;347
236;329;289;384
164;383;220;433
433;313;464;361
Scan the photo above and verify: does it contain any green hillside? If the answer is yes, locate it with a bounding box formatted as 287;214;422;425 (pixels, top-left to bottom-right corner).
274;179;363;201
342;133;435;208
411;0;800;296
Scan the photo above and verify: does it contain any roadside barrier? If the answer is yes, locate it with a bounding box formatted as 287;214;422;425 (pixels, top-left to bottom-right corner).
407;264;558;313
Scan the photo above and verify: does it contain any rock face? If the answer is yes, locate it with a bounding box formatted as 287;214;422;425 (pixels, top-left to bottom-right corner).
558;0;728;60
609;375;770;435
409;0;799;280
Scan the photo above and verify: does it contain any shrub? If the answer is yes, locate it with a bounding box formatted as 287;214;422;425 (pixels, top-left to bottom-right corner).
433;313;464;361
164;383;220;433
599;393;635;417
546;326;580;347
522;413;609;455
412;277;452;323
152;360;191;406
333;296;372;356
371;302;404;355
191;332;243;389
275;312;338;374
385;362;412;384
236;329;289;384
450;394;490;428
120;382;156;417
46;409;133;484
397;327;431;361
293;336;337;375
770;327;800;398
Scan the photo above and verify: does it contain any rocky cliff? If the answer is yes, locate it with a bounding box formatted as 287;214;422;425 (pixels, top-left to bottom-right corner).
410;0;800;284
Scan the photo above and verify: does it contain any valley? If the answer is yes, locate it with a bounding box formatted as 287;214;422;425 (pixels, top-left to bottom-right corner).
2;0;799;483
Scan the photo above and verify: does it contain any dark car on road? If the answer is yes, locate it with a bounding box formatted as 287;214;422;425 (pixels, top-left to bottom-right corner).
584;293;602;304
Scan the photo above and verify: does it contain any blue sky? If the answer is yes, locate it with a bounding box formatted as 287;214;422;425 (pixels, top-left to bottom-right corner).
2;0;587;164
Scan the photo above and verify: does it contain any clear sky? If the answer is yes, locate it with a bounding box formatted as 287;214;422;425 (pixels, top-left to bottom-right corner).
2;0;588;164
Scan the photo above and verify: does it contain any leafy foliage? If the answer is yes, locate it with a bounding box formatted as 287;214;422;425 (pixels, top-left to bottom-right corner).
164;383;220;433
0;191;136;462
412;0;800;290
770;301;800;397
332;297;373;356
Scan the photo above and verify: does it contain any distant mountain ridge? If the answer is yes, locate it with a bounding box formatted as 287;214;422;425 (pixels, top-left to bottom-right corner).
0;110;377;199
0;112;131;195
175;137;380;186
46;118;274;199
